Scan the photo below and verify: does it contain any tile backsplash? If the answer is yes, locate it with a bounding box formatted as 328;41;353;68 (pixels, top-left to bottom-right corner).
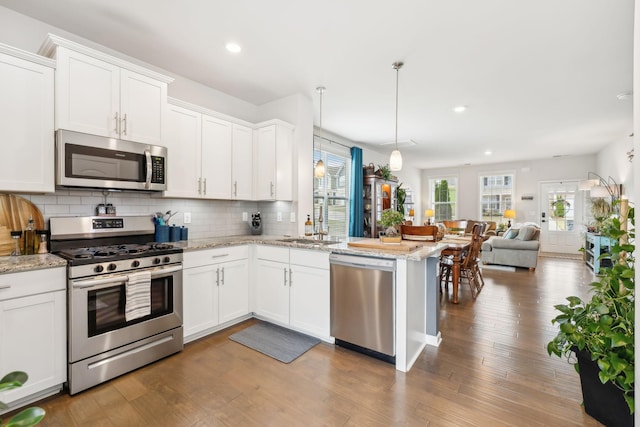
19;190;297;239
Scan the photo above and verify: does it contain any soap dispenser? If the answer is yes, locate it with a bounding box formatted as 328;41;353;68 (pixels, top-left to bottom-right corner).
304;215;313;236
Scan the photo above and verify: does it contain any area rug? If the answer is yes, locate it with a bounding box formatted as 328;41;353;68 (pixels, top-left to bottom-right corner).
480;264;516;272
229;321;320;363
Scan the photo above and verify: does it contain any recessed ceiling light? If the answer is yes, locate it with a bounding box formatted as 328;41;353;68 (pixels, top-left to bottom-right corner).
453;105;467;113
484;150;492;156
225;42;242;53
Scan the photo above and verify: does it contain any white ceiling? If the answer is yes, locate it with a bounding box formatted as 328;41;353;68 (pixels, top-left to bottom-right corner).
0;0;634;169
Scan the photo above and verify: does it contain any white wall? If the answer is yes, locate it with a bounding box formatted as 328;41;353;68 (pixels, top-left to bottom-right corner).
596;135;635;202
421;154;598;224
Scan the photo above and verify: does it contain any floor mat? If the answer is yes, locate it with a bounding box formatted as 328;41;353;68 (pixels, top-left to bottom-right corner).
229;321;320;363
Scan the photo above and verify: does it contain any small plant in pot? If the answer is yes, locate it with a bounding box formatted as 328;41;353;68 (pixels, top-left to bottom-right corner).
547;202;634;426
379;209;404;242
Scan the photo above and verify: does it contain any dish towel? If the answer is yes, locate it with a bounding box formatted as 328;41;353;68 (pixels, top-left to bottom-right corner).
125;271;151;322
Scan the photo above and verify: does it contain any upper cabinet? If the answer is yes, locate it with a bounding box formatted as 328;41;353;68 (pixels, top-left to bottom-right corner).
39;34;173;145
254;121;294;201
164;98;255;200
0;44;55;193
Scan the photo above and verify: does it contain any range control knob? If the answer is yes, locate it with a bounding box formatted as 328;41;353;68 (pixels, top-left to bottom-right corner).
131;260;140;268
163;256;171;263
107;263;117;271
94;265;104;273
153;258;161;265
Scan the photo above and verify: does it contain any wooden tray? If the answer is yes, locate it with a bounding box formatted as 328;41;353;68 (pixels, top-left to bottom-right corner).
0;195;45;256
347;238;425;252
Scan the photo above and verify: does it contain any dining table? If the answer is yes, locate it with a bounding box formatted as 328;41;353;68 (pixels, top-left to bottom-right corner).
440;235;472;304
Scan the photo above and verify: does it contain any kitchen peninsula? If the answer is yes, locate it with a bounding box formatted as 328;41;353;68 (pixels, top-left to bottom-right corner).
177;235;447;373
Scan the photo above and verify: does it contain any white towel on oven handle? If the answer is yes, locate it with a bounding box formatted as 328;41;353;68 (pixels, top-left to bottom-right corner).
125;270;151;322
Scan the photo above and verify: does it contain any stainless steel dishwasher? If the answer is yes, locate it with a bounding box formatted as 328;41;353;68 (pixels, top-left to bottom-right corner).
329;253;395;363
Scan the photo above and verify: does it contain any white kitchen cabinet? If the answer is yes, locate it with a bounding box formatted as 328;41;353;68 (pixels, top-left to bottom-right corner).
231;124;254;200
289;249;330;339
201;115;232;199
164;103;202;198
0;267;66;408
0;44;54;193
164;98;254;200
254;246;330;340
183;246;249;342
40;35;172;145
254;121;294;201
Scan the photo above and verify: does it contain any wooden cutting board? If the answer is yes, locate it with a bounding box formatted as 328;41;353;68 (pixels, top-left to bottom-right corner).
347;238;425;252
0;195;45;256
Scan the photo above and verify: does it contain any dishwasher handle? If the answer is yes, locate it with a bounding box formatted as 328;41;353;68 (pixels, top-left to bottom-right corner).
329;254;395;272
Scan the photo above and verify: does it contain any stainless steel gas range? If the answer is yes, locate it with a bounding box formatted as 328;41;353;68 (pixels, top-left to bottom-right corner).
49;216;183;395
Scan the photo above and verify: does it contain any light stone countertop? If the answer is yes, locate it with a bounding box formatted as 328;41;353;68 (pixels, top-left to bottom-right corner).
175;235;447;261
0;235;449;275
0;254;68;274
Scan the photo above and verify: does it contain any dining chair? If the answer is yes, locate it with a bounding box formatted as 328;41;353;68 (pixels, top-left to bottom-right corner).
400;224;438;241
440;223;485;299
441;220;468;236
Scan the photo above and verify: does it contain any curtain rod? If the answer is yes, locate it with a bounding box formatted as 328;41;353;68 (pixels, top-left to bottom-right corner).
313;134;360;150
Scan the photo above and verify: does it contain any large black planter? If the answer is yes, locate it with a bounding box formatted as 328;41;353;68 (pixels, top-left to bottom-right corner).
574;348;633;427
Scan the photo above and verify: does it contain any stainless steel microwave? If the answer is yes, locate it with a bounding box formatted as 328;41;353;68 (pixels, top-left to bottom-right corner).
56;130;167;191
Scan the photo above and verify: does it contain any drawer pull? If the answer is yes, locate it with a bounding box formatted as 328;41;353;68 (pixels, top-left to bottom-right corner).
211;254;229;259
0;284;10;290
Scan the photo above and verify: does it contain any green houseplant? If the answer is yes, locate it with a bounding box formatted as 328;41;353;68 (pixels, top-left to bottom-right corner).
380;208;404;239
547;203;634;423
395;183;406;215
376;164;392;181
0;372;45;426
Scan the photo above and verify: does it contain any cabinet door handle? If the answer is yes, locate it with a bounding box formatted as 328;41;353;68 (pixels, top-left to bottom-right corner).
289;268;292;287
198;177;202;194
203;178;207;195
283;268;288;286
114;112;119;134
221;267;225;285
234;181;238;197
122;113;127;135
270;182;275;197
216;268;220;286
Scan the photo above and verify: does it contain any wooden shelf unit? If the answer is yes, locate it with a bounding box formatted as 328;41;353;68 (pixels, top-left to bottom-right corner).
363;175;397;238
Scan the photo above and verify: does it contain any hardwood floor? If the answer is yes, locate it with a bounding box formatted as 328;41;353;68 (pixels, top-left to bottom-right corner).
13;256;604;426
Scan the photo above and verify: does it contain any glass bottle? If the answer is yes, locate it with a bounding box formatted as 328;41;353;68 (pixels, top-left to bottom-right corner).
304;215;313;236
23;216;35;255
10;231;22;256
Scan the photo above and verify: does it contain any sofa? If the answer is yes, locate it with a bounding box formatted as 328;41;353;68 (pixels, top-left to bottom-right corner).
480;224;541;270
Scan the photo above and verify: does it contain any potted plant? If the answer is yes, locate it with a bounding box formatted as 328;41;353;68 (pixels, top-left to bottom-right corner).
395;183;406;215
379;209;404;243
0;371;45;426
547;203;634;426
376;164;392;181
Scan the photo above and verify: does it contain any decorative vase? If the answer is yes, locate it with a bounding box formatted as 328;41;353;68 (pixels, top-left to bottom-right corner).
573;348;633;427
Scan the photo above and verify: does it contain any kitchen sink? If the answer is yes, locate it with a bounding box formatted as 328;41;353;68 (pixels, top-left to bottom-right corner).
277;238;336;246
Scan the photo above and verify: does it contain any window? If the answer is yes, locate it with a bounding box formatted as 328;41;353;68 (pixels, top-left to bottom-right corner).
428;177;458;221
313;140;350;238
479;172;514;222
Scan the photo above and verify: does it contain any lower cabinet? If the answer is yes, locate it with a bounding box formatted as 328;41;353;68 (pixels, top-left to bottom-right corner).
254;246;330;340
183;246;249;342
0;268;66;408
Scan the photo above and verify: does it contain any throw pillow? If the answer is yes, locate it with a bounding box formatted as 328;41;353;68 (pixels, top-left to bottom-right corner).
515;225;537;241
503;228;519;239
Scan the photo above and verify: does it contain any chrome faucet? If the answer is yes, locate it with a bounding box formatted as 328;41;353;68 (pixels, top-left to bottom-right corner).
315;209;329;240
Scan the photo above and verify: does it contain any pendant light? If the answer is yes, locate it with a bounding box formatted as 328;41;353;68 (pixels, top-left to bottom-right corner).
314;86;326;178
389;61;403;171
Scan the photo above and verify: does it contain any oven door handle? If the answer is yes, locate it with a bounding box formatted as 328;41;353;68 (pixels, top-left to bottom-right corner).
72;266;182;289
72;277;128;289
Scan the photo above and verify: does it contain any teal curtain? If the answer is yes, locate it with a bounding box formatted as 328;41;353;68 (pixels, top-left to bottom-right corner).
349;147;364;237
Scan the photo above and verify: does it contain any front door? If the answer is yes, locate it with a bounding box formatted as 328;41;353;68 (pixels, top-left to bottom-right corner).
539;181;584;254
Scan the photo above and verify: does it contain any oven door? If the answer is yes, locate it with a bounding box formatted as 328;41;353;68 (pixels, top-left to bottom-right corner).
69;264;182;363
